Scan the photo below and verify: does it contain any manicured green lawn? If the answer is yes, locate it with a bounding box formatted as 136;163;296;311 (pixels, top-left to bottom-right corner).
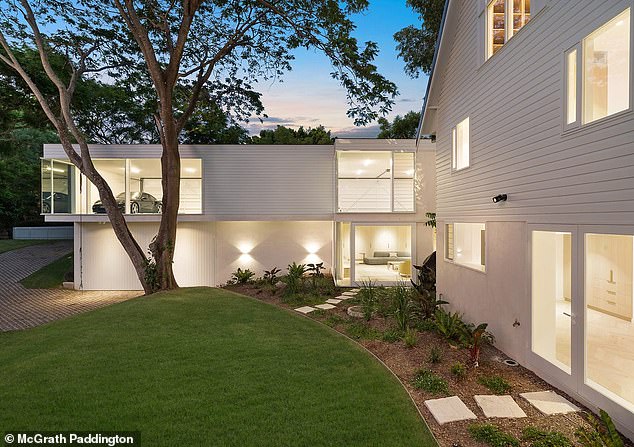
0;288;436;447
20;252;73;289
0;239;57;254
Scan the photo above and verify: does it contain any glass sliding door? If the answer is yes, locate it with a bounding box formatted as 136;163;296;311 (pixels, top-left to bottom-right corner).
585;233;634;409
532;231;573;373
335;222;351;287
354;225;412;283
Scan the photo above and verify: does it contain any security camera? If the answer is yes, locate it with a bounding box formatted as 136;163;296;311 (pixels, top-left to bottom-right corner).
492;194;508;203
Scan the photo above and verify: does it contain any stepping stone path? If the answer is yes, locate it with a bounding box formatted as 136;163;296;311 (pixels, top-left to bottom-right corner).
315;303;337;310
341;291;357;296
425;396;477;425
294;306;316;314
474;395;527;418
325;298;342;304
335;294;353;300
520;391;580;415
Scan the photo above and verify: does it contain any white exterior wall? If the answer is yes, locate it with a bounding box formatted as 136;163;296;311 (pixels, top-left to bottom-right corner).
427;0;634;437
214;221;333;285
75;222;215;290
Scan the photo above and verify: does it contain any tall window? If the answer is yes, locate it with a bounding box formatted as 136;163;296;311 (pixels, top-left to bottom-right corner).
337;151;415;213
487;0;531;59
445;223;486;271
565;48;578;126
452;117;470;171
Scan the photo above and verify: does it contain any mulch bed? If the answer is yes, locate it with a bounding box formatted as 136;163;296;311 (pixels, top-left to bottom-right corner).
225;283;632;447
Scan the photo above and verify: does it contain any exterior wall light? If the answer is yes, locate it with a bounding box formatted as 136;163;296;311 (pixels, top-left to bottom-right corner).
492;194;508;203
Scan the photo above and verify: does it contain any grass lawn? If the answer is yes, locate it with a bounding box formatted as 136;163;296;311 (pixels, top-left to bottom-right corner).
20;252;73;289
0;288;436;447
0;239;57;254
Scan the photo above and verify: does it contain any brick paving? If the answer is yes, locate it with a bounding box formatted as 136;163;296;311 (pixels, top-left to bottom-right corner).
0;241;140;331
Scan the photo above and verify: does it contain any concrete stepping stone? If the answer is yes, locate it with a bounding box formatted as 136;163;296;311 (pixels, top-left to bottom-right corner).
474;395;527;418
424;396;477;425
520;391;580;415
335;294;353;300
325;298;342;304
350;288;361;292
295;306;316;314
315;303;336;310
342;291;357;296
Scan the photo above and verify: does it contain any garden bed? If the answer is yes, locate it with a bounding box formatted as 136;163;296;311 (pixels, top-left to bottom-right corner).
226;279;632;447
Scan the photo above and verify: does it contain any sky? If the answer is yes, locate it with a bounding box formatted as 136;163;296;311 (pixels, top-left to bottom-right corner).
245;0;430;138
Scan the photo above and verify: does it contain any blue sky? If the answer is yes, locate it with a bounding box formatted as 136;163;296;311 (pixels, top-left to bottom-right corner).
246;0;429;137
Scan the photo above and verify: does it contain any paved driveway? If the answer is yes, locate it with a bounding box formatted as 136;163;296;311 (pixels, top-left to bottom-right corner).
0;241;140;331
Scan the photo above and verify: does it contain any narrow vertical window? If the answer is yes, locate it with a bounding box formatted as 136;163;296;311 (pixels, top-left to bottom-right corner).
445;224;454;261
583;9;630;124
565;48;578;125
452;117;470;171
487;0;506;58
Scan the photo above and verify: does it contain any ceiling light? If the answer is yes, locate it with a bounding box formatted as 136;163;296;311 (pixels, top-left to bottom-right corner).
363;159;373;167
130;167;141;174
185;167;196;174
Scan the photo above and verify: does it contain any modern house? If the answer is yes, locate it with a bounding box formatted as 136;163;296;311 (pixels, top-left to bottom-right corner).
420;0;634;437
41;139;436;290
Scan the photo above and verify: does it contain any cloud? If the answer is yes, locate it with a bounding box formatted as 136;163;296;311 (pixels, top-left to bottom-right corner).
398;98;419;103
332;125;381;138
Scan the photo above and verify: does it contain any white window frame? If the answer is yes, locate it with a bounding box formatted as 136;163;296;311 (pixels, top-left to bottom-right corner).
564;7;633;132
451;117;470;172
443;222;487;273
486;0;532;60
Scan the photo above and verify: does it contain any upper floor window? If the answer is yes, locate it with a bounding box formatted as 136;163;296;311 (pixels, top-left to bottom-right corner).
487;0;531;59
566;8;631;128
452;117;470;171
337;151;415;213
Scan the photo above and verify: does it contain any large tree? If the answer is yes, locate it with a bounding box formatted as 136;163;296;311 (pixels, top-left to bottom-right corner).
250;125;333;145
394;0;445;78
377;111;420;139
0;0;397;293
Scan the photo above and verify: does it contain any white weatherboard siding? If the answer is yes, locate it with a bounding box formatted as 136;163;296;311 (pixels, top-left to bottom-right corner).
75;222;215;290
434;0;634;225
214;221;333;284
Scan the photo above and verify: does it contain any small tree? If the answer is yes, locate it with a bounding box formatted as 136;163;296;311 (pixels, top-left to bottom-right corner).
0;0;397;293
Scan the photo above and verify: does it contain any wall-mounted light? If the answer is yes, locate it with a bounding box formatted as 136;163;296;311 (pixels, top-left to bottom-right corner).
238;242;253;255
492;194;508;203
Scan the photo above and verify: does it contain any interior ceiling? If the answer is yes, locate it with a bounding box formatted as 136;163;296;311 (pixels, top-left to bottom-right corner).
87;159;202;178
337;151;413;178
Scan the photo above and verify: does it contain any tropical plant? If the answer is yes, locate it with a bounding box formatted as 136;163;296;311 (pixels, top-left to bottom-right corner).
428;346;442;364
451;362;467;381
285;262;306;295
434;308;465;343
411;252;447;320
358;280;379;321
469;424;520;447
391;283;415;331
424;212;436;228
461;322;495;367
403;328;417;348
412;369;448;395
478;376;511;395
522;426;572;447
575;409;624;447
263;267;281;286
306;262;325;290
230;268;255;285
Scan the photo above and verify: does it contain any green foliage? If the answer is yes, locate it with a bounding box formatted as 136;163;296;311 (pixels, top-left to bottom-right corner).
469;424;520;447
382;328;404;343
412;369;448;395
575;409;624;447
427;346;442;364
391;283;415;331
263;267;281;285
461;322;495;367
522;427;572;447
451;362;467;381
285;262;306;295
231;268;255;285
434;308;465;343
403;328;417;348
411;252;445;320
250;125;333;144
345;322;381;340
20;252;73;289
323;314;347;328
306;262;325;291
377;111;421;139
424;212;436;228
415;319;437;332
143;258;160;293
394;0;446;78
478;376;511;395
358;280;379;320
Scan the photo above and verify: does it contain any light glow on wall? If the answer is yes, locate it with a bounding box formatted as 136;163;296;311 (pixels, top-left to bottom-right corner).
238;242;254;254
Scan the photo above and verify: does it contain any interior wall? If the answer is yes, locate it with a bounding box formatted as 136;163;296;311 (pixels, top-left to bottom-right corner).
215;221;333;284
354;225;411;258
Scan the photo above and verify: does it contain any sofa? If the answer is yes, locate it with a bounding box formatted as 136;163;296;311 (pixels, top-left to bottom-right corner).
363;251;411;265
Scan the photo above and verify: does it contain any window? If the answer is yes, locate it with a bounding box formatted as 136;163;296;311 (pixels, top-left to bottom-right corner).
337;151;415;213
487;0;531;59
566;9;631;129
41;159;74;214
445;223;485;271
452;117;470;171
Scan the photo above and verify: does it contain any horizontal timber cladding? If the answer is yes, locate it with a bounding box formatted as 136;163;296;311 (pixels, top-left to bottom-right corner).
433;0;634;225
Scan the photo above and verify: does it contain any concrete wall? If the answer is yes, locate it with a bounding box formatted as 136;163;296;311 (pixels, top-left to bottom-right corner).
13;226;73;240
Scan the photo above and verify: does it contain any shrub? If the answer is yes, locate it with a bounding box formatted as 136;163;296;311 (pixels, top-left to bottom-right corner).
323;314;346;328
478;375;511;394
575;409;624;447
522;427;572;447
428;346;442;364
434;308;465;343
451;362;467;381
358;280;379;320
285;262;306;295
345;322;381;340
412;369;448;395
391;282;415;331
306;262;325;290
403;328;417;348
460;322;495;367
382;328;404;343
263;267;281;285
469;424;520;447
416;319;437;332
230;268;255;284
